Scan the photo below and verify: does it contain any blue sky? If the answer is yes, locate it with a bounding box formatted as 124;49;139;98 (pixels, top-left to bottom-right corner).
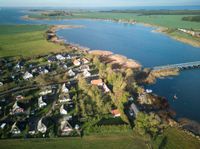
0;0;200;7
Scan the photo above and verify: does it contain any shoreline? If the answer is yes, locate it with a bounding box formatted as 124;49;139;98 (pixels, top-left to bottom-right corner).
24;14;200;48
137;22;200;48
48;25;142;69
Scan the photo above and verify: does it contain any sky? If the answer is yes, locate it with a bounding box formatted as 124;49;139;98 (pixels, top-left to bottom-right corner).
0;0;200;7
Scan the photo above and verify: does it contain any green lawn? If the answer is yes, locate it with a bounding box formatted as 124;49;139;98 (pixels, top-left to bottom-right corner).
0;134;148;149
153;128;200;149
0;25;64;58
0;128;199;149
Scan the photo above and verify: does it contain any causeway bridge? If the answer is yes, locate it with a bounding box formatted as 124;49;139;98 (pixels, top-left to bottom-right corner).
152;61;200;71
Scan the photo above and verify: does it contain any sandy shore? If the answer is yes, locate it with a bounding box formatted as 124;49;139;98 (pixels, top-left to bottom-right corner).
89;50;141;69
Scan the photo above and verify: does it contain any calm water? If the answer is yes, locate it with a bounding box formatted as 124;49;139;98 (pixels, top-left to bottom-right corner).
56;20;200;122
0;8;200;122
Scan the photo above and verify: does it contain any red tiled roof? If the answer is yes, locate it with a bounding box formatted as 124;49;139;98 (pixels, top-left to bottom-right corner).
111;109;120;116
91;79;103;86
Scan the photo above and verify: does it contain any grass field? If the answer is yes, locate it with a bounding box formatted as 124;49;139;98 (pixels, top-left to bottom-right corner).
153;128;200;149
0;25;64;58
0;134;148;149
0;128;199;149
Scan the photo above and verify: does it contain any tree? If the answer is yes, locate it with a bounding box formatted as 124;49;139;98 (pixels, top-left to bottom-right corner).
134;112;162;138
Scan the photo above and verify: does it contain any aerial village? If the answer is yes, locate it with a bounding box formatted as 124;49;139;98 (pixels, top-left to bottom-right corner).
0;26;177;138
0;48;176;139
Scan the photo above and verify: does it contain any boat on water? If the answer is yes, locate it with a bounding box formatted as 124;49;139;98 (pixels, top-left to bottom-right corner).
146;89;153;93
174;94;178;100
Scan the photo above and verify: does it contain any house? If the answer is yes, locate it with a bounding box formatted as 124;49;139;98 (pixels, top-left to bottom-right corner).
29;130;36;135
16;95;24;101
61;83;69;93
111;109;121;117
146;89;152;93
80;65;90;71
47;56;56;63
56;54;65;60
37;119;47;133
12;102;24;114
128;97;134;101
82;58;89;64
10;122;21;135
38;96;47;108
60;119;73;135
0;123;6;129
0;82;3;87
129;103;139;117
15;62;23;69
23;71;33;80
83;69;91;77
28;118;37;135
178;28;200;38
91;79;103;86
39;69;49;74
31;68;37;73
73;59;81;66
75;124;80;130
59;96;71;103
63;64;68;69
68;69;75;77
60;104;68;115
103;83;110;93
66;55;71;60
39;89;52;96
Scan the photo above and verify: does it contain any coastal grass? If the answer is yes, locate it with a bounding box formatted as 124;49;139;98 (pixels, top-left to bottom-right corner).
0;134;148;149
153;127;200;149
0;25;64;58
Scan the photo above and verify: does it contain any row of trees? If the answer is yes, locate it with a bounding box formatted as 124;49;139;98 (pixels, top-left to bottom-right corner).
77;76;112;119
134;112;166;138
93;56;167;138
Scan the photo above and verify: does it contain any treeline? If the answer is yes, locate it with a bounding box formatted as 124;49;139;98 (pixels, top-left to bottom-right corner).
103;10;200;15
42;11;72;17
93;56;140;123
77;77;112;119
84;125;131;135
182;15;200;22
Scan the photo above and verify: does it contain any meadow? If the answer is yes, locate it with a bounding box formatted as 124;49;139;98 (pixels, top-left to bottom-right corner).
0;25;64;58
0;128;199;149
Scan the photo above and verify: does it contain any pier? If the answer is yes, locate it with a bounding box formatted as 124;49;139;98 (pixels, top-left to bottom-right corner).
152;61;200;71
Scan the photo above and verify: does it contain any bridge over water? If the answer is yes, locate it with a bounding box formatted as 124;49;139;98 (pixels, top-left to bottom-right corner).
152;61;200;71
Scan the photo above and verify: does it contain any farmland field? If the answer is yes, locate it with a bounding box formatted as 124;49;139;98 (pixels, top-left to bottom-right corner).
0;25;64;58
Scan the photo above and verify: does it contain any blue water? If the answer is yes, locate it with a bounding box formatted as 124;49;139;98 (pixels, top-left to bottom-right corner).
56;20;200;67
0;8;200;122
56;20;200;122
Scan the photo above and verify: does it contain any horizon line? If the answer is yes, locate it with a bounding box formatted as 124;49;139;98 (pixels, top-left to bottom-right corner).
1;5;200;8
